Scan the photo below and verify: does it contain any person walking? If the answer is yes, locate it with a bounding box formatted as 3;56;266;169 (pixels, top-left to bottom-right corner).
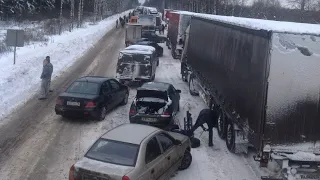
189;106;220;147
116;19;118;28
39;56;53;100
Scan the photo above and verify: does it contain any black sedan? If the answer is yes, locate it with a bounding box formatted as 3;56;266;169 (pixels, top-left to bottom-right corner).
135;41;163;57
129;82;181;128
55;76;129;120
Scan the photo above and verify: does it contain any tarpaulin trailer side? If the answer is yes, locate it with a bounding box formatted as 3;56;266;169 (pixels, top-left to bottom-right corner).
167;12;180;58
187;16;271;152
185;14;320;180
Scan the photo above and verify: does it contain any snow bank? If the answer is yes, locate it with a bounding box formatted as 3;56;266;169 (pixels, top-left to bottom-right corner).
174;11;320;35
0;10;132;120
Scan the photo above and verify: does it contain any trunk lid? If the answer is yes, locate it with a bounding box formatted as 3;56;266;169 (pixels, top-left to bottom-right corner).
75;157;134;180
59;93;98;109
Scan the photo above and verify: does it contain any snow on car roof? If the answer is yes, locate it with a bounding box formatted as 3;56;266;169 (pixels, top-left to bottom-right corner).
174;11;320;35
139;82;171;92
121;45;155;55
101;124;160;144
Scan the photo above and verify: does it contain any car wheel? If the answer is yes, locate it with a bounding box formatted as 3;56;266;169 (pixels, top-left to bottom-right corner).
177;102;180;112
226;121;236;153
99;107;107;121
121;92;129;105
178;150;192;170
217;110;226;139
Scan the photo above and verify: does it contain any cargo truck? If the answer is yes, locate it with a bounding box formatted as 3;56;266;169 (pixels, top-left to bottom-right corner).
125;24;142;47
167;11;192;59
181;14;320;180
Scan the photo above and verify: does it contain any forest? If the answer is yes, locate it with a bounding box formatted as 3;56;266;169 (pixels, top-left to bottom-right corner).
144;0;320;23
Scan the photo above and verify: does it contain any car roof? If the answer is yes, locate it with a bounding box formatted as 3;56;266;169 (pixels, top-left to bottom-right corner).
101;124;161;144
121;45;155;55
77;76;112;83
136;41;154;45
138;82;171;92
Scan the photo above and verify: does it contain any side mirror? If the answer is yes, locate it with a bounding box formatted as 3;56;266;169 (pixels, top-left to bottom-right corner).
173;139;182;146
176;89;181;93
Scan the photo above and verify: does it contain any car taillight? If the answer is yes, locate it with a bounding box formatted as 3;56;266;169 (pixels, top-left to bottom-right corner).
85;102;96;108
122;176;130;180
69;164;78;180
56;97;63;105
129;109;136;115
161;111;171;118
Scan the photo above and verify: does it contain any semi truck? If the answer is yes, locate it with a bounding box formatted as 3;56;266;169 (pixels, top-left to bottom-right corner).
181;14;320;180
167;11;192;59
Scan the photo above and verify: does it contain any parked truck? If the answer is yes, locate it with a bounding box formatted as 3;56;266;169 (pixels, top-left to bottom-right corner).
125;24;142;47
167;11;192;59
182;14;320;180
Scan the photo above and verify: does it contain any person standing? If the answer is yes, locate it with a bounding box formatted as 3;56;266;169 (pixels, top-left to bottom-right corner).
116;19;118;28
39;56;53;100
189;107;219;147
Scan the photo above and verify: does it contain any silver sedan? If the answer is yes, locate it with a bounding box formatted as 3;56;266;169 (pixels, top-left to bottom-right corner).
69;123;192;180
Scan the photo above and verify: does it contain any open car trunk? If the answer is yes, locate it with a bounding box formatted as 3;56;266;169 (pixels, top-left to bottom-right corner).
136;99;167;115
136;90;169;115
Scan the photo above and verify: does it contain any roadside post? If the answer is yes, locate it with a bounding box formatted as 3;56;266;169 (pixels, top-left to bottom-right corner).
6;29;25;65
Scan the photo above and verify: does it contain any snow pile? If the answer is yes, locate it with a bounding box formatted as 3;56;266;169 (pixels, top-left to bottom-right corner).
0;10;131;120
175;10;320;34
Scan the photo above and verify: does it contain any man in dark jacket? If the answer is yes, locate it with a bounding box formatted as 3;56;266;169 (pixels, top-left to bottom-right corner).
39;56;53;100
190;107;220;147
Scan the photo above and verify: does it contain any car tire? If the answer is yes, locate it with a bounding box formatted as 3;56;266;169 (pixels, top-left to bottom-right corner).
190;137;200;148
121;92;129;105
177;102;180;112
98;107;107;121
226;121;236;153
178;150;192;170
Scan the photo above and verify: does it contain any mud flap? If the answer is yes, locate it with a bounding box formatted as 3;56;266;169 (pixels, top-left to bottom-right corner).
233;124;249;154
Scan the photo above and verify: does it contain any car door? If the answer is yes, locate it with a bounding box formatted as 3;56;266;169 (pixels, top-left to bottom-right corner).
140;137;166;180
100;81;113;110
109;79;122;107
156;133;179;179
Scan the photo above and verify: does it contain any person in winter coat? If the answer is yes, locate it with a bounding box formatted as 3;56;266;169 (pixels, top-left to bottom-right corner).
39;56;53;100
189;107;220;147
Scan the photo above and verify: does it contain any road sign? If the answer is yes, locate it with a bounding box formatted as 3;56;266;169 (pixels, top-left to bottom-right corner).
6;29;25;64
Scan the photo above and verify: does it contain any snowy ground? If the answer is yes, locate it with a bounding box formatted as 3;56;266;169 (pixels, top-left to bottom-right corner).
0;10;131;121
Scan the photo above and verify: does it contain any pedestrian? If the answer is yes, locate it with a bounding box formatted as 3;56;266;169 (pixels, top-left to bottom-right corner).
116;19;118;28
162;24;165;34
188;106;219;147
39;56;53;100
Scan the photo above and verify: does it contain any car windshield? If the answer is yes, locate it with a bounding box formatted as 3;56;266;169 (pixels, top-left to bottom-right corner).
66;81;99;95
85;139;139;167
137;90;168;100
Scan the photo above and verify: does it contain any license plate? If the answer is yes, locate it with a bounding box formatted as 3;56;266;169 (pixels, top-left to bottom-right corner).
67;101;80;106
142;118;157;122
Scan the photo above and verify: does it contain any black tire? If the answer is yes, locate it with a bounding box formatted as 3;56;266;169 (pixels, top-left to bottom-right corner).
217;110;226;139
121;92;129;105
178;150;192;170
188;75;199;96
177;102;180;112
190;137;200;148
98;107;107;121
226;121;236;153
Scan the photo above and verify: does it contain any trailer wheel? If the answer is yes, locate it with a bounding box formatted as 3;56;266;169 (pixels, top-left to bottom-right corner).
226;121;235;153
188;74;199;96
217;111;226;139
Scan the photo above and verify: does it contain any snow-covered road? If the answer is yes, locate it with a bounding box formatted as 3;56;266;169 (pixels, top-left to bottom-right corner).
0;25;265;180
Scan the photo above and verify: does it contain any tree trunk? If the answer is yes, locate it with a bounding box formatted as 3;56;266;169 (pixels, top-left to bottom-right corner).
77;0;82;27
70;0;75;31
59;0;63;35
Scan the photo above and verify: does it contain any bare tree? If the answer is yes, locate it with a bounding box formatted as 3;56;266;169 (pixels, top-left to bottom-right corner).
59;0;64;35
77;0;82;27
70;0;75;31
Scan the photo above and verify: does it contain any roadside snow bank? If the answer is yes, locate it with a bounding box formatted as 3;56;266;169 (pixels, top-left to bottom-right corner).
0;10;131;120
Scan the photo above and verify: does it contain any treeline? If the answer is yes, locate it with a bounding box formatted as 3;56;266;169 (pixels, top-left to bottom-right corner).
0;0;139;21
144;0;320;23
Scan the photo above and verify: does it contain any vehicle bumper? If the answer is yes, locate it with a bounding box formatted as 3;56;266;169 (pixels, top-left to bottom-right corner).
118;76;152;82
129;115;173;129
55;105;99;118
